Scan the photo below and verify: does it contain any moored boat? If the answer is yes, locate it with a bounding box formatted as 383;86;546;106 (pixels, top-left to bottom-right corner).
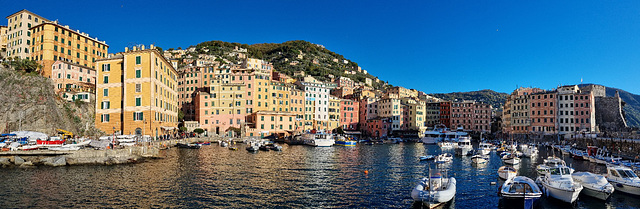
536;156;566;176
36;136;65;146
304;134;335;147
572;172;614;200
502;153;520;165
605;165;640;196
536;165;583;204
435;153;453;164
411;171;456;208
335;136;356;146
455;136;473;156
498;166;517;180
471;154;488;164
499;176;542;209
421;124;448;144
176;143;201;149
420;155;435;161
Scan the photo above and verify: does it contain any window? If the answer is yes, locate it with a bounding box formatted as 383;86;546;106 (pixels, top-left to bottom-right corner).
103;89;108;96
102;64;110;72
103;76;108;83
136;98;141;106
101;101;110;109
101;114;110;122
136;56;141;64
136;70;141;78
135;84;141;92
133;112;143;121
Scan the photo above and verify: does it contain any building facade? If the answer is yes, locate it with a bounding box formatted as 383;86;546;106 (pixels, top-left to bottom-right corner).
5;10;49;59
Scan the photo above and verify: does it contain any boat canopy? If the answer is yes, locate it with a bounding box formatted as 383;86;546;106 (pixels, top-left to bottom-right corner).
10;131;48;140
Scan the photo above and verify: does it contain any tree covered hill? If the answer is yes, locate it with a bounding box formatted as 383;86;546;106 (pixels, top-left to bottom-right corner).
186;40;383;88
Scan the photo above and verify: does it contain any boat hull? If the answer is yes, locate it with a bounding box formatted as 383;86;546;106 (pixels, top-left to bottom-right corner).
500;195;540;209
411;177;456;208
335;140;356;146
541;182;581;203
581;186;613;200
610;180;640;196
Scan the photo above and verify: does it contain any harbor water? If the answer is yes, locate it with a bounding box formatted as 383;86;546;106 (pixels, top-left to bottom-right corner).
1;142;639;208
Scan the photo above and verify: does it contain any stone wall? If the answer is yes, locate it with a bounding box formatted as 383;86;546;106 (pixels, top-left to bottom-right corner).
595;91;628;132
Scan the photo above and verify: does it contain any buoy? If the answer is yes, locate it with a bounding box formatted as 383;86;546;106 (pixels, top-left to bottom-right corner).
364;170;369;174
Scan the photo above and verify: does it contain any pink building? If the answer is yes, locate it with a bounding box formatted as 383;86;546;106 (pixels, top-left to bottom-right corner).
365;117;391;138
51;60;96;101
340;99;359;130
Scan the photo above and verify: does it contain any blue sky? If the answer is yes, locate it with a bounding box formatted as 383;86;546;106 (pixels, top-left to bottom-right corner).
4;1;640;94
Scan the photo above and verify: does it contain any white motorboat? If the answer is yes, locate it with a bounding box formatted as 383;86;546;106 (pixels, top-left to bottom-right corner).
605;165;640;196
536;165;583;204
502;154;520;165
471;155;487;164
572;172;614;200
499;176;542;209
304;134;335;147
536;156;566;176
498;166;517;180
116;135;136;146
438;141;456;149
411;172;456;208
479;142;492;155
421;124;448;144
455;136;473;156
435;153;453;164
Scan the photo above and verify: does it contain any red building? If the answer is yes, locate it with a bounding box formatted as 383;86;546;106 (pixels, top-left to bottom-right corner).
530;91;557;134
439;101;451;128
340;99;359;130
365;117;391;138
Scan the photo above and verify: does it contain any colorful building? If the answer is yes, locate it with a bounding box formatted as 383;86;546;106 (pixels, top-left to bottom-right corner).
195;79;246;136
246;111;296;138
95;45;178;138
5;9;49;59
51;60;95;102
340;99;359;130
529;90;557;134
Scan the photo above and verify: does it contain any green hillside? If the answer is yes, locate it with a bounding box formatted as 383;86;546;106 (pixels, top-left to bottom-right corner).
432;89;508;109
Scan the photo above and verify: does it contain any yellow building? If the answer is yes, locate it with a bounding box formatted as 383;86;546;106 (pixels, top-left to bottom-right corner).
328;96;341;131
30;21;108;78
95;45;178;138
5;9;49;59
1;25;7;54
270;81;292;112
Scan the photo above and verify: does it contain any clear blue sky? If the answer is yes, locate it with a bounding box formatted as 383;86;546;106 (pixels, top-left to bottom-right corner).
4;1;640;94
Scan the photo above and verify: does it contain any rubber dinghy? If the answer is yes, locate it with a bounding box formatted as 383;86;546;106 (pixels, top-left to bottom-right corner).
411;172;456;208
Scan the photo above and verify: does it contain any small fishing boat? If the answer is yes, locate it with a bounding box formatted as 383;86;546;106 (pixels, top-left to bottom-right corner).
36;136;65;146
411;171;456;208
499;176;542;209
228;146;238;150
498;166;517;180
605;165;640;196
335;136;357;146
246;144;259;152
435;153;453;164
220;141;229;147
455;136;473;156
572;172;614;200
420;155;435;161
471;154;488;164
479;142;492;155
502;153;520;165
270;144;283;151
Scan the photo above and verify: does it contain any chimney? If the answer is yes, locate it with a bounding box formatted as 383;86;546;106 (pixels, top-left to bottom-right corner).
125;47;129;52
132;46;137;51
141;45;145;50
150;44;154;50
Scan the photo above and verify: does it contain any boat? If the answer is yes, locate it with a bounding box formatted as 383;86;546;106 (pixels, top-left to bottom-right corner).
420;155;435;161
284;134;309;145
605;165;640;196
246;144;259;152
304;134;335;147
454;136;473;156
571;172;614;200
334;136;357;146
498;166;517;180
411;171;456;208
471;154;488;164
536;165;583;204
36;136;65;146
502;153;521;165
421;124;448;144
479;142;492;155
197;142;211;145
499;176;542;209
116;135;137;146
220;141;228;147
438;128;468;149
435;153;453;164
228;146;238;150
536;156;566;176
18;145;40;151
176;143;201;149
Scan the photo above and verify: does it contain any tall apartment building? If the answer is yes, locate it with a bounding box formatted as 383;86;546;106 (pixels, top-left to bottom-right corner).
401;98;426;132
296;79;335;131
439;101;451;128
425;102;441;127
195;79;246;136
378;98;403;130
472;102;492;132
328;96;341;131
5;10;49;59
556;85;596;137
340;99;359;130
95;46;178;137
30;21;108;78
529;90;557;134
